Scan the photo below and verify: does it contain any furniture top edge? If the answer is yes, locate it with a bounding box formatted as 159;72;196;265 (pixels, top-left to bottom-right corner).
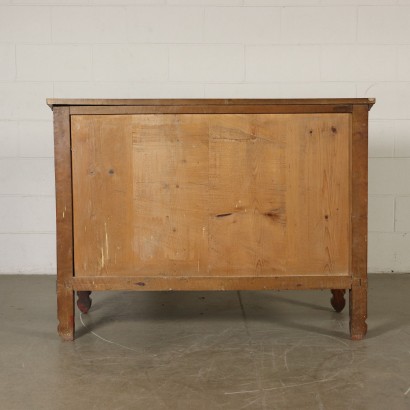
46;98;376;110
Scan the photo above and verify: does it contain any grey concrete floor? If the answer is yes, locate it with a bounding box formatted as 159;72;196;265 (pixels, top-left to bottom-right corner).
0;275;410;410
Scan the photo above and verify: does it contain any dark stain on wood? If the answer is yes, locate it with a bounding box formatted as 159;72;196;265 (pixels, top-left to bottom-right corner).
264;208;285;223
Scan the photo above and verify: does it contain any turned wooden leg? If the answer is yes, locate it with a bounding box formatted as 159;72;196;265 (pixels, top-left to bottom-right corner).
57;283;75;341
349;280;367;340
330;289;346;313
77;291;92;314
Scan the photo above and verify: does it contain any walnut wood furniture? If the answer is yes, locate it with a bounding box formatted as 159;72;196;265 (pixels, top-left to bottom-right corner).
48;98;375;341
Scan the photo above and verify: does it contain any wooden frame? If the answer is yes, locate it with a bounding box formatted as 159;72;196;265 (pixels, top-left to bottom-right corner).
48;98;374;341
53;106;74;341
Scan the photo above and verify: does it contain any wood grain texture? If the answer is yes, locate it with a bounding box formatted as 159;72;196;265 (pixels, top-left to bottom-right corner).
53;106;74;341
132;114;209;276
47;98;375;109
71;115;134;277
71;275;352;292
71;113;350;279
350;104;369;340
68;104;353;116
284;114;351;276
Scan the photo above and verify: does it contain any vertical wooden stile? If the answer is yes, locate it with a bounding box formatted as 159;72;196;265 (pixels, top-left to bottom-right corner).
350;104;369;340
53;106;75;340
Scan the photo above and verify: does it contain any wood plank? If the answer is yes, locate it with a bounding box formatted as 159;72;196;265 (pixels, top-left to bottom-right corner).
132;114;209;276
71;115;135;277
71;275;352;291
208;114;287;276
53;106;74;341
68;104;353;116
284;114;351;275
208;114;350;277
350;104;369;340
71;113;350;279
46;98;376;109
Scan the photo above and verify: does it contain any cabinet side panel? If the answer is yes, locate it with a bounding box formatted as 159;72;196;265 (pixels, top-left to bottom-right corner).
71;115;134;276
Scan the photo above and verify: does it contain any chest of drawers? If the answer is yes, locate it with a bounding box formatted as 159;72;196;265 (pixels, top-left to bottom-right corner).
48;98;374;340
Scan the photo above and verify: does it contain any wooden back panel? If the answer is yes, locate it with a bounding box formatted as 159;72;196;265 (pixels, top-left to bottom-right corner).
71;113;350;278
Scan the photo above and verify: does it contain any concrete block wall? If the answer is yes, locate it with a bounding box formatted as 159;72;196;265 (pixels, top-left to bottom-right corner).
0;0;409;273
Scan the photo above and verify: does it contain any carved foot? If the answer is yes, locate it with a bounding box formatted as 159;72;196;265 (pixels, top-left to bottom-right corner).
330;289;346;313
77;291;92;314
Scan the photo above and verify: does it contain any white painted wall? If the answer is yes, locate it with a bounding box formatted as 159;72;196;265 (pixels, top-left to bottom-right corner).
0;0;409;274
